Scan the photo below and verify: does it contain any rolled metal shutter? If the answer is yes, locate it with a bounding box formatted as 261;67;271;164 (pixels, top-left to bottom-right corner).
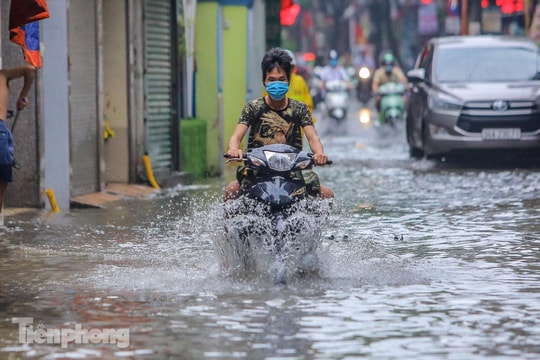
68;0;99;196
144;0;174;172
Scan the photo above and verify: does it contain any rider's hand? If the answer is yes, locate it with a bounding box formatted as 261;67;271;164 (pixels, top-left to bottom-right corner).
313;153;328;166
16;97;28;111
226;148;243;159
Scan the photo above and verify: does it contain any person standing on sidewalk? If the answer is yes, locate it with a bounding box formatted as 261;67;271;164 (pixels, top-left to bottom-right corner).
0;64;36;224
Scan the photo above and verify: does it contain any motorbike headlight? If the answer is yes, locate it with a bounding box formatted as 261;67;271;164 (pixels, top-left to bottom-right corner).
359;67;371;79
264;151;296;171
428;96;462;112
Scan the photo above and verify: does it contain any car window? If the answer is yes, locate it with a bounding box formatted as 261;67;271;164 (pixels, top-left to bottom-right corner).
434;46;540;82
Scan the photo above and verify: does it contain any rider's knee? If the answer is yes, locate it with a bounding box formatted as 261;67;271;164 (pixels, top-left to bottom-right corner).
224;180;241;201
319;185;334;199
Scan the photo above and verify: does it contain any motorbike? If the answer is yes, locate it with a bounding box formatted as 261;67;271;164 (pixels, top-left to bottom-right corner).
377;82;407;127
219;144;332;284
356;66;373;104
323;79;350;124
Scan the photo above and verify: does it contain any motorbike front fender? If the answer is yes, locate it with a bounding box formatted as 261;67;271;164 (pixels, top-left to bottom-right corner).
380;95;404;109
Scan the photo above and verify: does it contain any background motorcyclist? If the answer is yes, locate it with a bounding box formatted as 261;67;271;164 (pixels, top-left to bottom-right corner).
353;45;376;70
338;50;354;68
353;45;376;103
318;49;353;94
372;52;407;111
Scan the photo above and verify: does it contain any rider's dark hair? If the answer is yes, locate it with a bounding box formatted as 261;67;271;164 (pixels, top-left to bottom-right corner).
261;47;293;83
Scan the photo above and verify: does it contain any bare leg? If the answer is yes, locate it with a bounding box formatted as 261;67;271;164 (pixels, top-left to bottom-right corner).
0;182;6;209
1;71;10;225
319;184;334;199
0;182;6;226
224;180;241;201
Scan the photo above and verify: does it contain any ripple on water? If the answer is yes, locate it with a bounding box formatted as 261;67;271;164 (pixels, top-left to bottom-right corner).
2;136;540;359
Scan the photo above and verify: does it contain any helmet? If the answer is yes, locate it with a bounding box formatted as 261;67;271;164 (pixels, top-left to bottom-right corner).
329;49;339;67
381;52;395;66
284;49;296;66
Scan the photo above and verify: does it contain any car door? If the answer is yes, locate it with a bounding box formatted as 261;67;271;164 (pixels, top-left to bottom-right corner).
407;43;434;153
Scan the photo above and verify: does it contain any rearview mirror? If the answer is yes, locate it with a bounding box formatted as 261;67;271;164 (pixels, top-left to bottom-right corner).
407;68;425;83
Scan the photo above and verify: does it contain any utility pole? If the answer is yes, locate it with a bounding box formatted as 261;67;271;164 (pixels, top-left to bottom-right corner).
525;0;531;34
461;0;468;35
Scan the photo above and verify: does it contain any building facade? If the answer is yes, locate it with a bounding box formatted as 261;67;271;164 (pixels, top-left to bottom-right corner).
1;0;269;210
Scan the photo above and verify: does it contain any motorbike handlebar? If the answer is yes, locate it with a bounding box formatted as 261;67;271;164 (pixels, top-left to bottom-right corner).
224;152;332;165
307;153;333;166
223;153;245;163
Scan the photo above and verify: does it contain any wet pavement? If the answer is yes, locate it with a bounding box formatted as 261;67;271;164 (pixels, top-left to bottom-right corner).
1;97;540;359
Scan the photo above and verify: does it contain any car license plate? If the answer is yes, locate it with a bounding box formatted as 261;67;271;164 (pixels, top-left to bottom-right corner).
482;128;521;140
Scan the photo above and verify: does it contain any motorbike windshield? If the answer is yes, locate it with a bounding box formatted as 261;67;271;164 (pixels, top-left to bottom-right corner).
434;46;540;83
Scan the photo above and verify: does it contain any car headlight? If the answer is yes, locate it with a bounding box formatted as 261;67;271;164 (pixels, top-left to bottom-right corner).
428;96;462;112
264;151;297;171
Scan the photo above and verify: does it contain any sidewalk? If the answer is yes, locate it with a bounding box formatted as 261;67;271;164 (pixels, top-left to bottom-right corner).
70;183;158;209
3;183;158;216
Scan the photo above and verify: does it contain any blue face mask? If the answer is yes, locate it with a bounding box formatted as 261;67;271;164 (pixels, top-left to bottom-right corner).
330;59;339;67
265;81;289;100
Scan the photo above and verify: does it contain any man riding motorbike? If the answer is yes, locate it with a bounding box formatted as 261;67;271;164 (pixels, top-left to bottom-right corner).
318;49;353;95
224;47;334;201
353;45;376;103
318;50;353;123
353;45;376;70
372;52;407;112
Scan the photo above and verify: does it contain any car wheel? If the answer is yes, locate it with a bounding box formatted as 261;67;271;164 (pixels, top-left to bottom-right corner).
406;114;423;158
409;146;424;158
421;121;438;160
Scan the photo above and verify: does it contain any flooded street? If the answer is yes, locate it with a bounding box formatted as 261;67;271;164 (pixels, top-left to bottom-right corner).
1;99;540;359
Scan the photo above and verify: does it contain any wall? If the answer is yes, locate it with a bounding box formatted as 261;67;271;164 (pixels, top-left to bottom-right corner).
221;4;248;168
195;2;220;175
42;0;71;210
195;1;254;177
247;0;265;103
103;0;129;182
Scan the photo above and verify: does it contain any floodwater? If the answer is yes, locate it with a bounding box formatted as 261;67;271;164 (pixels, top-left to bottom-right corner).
1;99;540;359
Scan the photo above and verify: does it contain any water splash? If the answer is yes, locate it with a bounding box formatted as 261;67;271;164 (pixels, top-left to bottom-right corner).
216;197;333;284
